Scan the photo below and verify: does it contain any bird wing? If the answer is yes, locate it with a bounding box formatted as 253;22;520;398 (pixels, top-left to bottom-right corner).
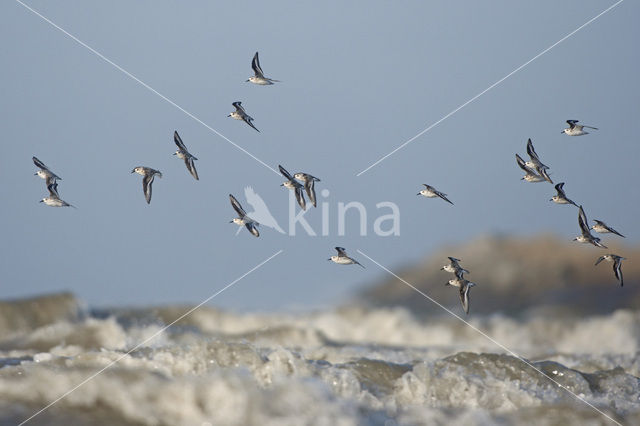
32;156;49;171
246;222;260;237
47;182;60;198
305;180;317;208
555;182;566;197
539;168;553;184
232;101;245;112
142;174;155;204
594;255;606;266
515;154;536;174
251;52;265;78
185;157;199;180
173;130;187;151
526;139;540;162
435;190;453;205
335;247;348;257
567;120;578;129
459;285;471;314
295;186;306;210
613;258;623;286
578;206;590;235
243;115;260;132
229;194;247;217
279;165;293;180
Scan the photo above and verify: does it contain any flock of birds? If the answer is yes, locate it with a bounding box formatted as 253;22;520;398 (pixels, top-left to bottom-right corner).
31;52;628;315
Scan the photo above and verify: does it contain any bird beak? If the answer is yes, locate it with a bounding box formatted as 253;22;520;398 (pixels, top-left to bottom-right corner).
245;79;250;82
229;220;234;223
172;152;177;156
416;193;421;196
39;200;43;203
280;183;284;187
327;258;331;261
227;114;232;117
560;131;564;133
33;172;38;176
444;282;450;286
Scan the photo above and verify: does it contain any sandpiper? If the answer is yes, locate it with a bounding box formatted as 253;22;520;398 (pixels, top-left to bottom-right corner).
228;101;259;132
229;194;259;237
550;182;578;206
595;254;625;287
172;131;199;180
441;256;469;276
574;205;607;248
246;52;280;85
328;247;364;268
40;182;74;208
591;220;625;238
524;139;553;184
417;184;453;205
131;166;162;204
279;165;306;210
516;154;545;182
446;277;476;315
562;120;598;136
33;156;61;187
293;172;321;208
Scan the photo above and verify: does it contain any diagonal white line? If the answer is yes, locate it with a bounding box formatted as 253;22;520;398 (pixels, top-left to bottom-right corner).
356;0;625;176
18;249;284;426
14;0;279;176
356;249;622;426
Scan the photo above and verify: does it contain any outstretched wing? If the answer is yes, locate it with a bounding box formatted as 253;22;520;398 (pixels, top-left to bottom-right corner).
526;139;540;162
185;157;199;180
335;247;348;257
435;189;453;205
613;258;623;286
174;130;187;151
305;180;317;208
295;187;307;210
32;156;48;171
229;194;247;217
251;52;265;78
245;222;260;237
567;120;578;129
577;206;590;235
279;165;293;180
555;182;566;197
515;154;535;174
459;285;471;314
243;115;260;132
142;174;155;204
232;101;245;113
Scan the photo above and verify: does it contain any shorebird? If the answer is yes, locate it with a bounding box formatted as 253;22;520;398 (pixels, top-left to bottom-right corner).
246;52;280;85
328;247;364;268
293;172;321;208
131;167;162;204
550;182;578;206
562;120;598;136
524;139;553;184
33;156;61;187
574;205;607;248
228;101;259;132
172;131;199;180
417;184;453;205
279;165;306;210
441;257;470;276
591;220;625;238
229;194;259;237
40;182;74;208
595;254;625;287
446;277;476;315
515;154;545;182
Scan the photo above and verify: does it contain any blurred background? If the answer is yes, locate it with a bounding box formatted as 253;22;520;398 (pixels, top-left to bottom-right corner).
1;0;638;313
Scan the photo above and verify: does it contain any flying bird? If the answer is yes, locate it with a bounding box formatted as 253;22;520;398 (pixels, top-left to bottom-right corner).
441;256;470;276
550;182;578;206
229;194;260;237
515;154;545;182
591;220;625;238
246;52;280;85
172;131;199;180
524;139;553;184
293;172;321;208
131;167;162;204
446;277;476;315
279;165;306;210
328;247;364;268
417;184;453;205
39;182;74;208
574;205;607;248
33;156;61;187
595;254;625;287
562;120;598;136
228;101;259;132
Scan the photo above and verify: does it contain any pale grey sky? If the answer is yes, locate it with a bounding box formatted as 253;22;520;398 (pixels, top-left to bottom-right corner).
1;1;638;310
